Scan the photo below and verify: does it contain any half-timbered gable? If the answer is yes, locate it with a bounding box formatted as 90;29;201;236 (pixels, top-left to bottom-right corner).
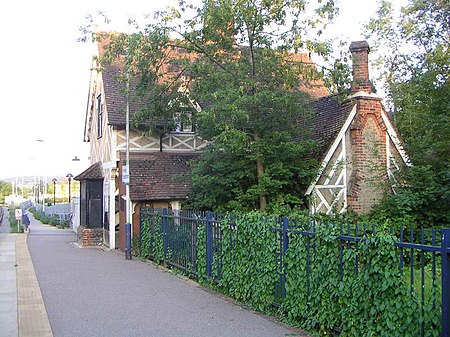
81;36;410;249
306;41;410;215
81;36;206;249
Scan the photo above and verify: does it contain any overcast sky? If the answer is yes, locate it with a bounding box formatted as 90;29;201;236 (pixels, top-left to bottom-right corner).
0;0;405;181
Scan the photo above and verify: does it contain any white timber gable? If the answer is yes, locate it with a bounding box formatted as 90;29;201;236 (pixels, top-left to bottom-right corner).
382;110;412;192
306;103;412;215
115;130;207;154
306;105;357;215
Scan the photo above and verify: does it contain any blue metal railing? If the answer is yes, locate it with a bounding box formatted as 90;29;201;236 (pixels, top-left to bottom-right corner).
139;207;450;337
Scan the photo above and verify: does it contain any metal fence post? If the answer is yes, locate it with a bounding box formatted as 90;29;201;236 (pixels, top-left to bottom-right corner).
442;228;450;337
281;216;290;298
206;211;213;278
125;222;132;260
282;217;289;254
162;208;169;259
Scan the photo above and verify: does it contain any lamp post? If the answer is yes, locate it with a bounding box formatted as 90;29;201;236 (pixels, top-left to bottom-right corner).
35;182;39;205
52;178;57;205
66;173;73;203
36;139;46;211
124;34;132;260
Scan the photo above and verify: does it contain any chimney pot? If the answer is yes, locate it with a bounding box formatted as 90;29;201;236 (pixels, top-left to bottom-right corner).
350;40;371;94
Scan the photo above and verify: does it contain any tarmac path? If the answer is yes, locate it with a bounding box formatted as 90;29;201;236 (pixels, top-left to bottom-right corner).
0;206;11;233
26;213;308;337
0;205;17;337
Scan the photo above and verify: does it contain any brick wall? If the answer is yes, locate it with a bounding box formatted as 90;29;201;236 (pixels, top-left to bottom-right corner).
348;97;388;214
77;225;104;247
350;41;372;94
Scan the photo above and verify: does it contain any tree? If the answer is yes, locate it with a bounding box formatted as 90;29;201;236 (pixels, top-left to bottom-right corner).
0;180;12;197
365;0;450;227
178;0;337;212
87;0;338;212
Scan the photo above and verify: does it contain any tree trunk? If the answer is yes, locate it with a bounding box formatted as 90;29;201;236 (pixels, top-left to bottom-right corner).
254;131;267;210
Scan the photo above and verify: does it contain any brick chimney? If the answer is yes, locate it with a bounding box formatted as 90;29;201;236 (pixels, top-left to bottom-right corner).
349;41;371;94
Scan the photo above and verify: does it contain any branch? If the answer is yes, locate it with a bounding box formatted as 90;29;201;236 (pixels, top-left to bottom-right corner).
166;26;236;77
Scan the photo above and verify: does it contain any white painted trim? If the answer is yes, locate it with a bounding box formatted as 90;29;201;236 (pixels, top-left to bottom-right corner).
348;91;382;99
323;149;344;186
381;111;412;166
315;184;345;189
342;130;348;213
306;104;357;195
315;189;331;212
386;131;391;172
109;177;116;249
327;188;345;215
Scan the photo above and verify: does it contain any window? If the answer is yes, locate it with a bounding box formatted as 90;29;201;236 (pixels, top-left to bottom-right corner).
97;94;103;138
174;109;196;132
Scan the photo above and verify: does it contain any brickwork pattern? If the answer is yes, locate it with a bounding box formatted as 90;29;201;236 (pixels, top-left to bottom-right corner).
77;226;103;247
349;41;372;94
348;97;388;214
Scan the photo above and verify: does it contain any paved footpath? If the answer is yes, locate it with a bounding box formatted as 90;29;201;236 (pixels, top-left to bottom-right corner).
0;207;53;337
0;206;18;337
16;212;310;337
0;233;18;337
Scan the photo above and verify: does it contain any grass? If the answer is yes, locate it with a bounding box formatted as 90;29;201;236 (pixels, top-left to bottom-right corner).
29;207;70;228
7;207;24;233
405;263;442;306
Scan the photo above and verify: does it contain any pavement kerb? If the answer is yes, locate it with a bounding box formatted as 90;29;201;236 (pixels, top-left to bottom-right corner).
16;233;53;337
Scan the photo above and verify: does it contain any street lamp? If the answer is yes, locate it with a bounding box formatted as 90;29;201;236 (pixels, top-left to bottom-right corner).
66;173;73;203
52;178;57;205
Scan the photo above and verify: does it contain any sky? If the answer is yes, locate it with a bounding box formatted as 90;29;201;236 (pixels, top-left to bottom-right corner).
0;0;406;181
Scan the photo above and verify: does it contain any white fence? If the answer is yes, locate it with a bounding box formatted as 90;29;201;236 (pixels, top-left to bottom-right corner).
29;198;80;233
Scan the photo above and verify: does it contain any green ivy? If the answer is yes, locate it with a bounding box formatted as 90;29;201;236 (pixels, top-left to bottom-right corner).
220;212;278;312
8;207;23;233
140;217;151;258
140;209;441;336
283;226;438;337
148;213;164;264
196;218;207;281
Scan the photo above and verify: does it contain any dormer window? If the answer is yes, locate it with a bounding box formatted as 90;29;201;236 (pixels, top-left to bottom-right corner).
97;94;103;138
174;109;196;132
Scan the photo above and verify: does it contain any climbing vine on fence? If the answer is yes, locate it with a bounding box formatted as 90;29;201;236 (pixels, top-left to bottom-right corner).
196;217;207;281
140;209;442;337
220;212;278;312
142;212;165;264
284;225;346;334
140;217;151;259
283;226;436;337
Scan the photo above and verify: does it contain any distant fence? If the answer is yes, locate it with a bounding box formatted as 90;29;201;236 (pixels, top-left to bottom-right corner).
34;203;71;220
32;202;72;228
21;200;32;211
140;207;450;337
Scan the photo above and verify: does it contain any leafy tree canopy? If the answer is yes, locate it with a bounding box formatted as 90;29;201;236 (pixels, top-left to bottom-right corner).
365;0;450;227
0;181;12;197
84;0;339;213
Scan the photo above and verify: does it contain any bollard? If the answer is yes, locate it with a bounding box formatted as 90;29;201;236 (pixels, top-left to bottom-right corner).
125;223;132;260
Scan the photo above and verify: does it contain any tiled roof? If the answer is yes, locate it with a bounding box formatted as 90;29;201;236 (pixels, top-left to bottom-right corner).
129;153;198;201
299;92;356;158
102;63;151;127
96;35;329;127
74;161;103;181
